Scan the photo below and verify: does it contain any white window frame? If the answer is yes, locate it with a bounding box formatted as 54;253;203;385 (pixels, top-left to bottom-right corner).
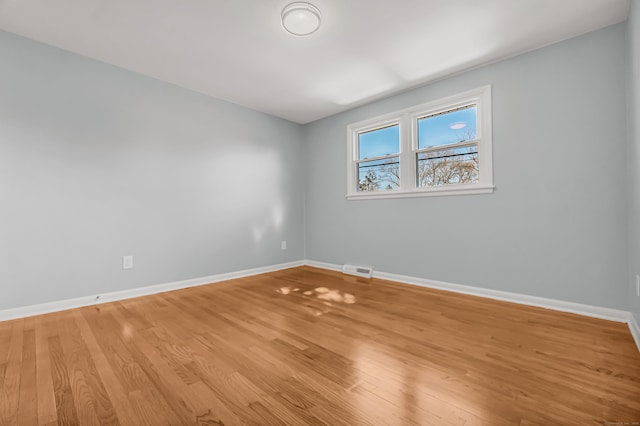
346;86;493;200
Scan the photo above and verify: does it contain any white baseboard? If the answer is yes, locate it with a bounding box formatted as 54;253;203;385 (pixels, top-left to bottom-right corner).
0;260;304;323
628;312;640;351
304;260;342;272
304;259;639;351
3;259;638;353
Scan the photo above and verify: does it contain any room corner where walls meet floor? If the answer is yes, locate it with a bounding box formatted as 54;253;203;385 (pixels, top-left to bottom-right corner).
0;259;638;353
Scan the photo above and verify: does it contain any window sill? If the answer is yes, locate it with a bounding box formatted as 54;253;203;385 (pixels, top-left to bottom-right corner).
346;184;494;200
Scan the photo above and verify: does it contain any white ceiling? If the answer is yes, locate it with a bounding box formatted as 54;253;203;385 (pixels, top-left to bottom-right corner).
0;0;630;124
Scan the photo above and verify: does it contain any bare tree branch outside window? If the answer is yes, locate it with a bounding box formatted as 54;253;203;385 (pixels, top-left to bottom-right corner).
358;130;478;191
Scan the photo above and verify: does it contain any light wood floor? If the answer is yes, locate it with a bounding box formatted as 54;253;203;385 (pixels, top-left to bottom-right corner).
0;266;639;425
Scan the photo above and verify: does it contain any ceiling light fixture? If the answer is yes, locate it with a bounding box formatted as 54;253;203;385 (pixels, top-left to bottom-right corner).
281;2;321;36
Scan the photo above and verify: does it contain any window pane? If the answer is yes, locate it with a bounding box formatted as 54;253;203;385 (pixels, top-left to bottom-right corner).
418;105;477;149
417;145;478;187
358;157;399;192
358;124;400;160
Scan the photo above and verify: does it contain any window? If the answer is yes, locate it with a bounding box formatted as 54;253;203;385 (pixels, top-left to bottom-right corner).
347;86;493;199
357;124;400;192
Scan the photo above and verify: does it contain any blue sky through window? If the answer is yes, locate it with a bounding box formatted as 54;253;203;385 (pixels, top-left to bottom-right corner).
418;105;477;149
358;125;399;160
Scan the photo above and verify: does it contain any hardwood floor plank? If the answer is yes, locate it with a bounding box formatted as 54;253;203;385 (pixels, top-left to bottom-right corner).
108;303;245;426
72;309;145;426
0;266;638;425
16;328;37;425
48;334;80;425
35;316;58;426
80;307;184;425
58;312;119;425
0;319;24;426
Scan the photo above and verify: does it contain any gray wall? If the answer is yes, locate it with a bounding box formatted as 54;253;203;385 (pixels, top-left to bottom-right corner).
1;22;635;314
305;24;629;310
628;1;640;322
0;31;305;311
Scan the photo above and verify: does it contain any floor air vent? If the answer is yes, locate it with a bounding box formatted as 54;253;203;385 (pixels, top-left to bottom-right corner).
342;264;373;278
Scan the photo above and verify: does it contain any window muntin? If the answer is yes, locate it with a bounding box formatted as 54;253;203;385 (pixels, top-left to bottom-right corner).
347;86;492;199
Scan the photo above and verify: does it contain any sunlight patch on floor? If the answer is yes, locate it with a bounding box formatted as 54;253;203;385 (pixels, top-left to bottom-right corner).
276;286;356;304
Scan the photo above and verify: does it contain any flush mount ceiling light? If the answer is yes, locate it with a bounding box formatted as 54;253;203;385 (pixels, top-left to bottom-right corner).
281;2;321;36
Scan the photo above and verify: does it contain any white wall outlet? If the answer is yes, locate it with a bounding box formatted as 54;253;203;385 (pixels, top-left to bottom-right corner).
637;275;640;297
281;241;287;250
123;255;134;270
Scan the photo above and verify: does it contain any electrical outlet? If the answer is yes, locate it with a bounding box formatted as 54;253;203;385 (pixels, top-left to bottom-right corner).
281;241;287;250
123;255;134;270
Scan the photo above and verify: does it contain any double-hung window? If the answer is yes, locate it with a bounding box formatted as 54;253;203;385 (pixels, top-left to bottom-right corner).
347;86;493;199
